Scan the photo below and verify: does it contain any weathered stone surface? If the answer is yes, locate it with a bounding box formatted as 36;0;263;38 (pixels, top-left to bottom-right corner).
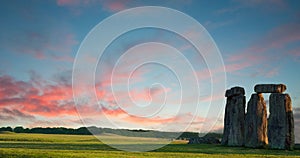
245;93;268;148
222;87;245;146
225;86;245;97
254;84;286;93
268;93;294;150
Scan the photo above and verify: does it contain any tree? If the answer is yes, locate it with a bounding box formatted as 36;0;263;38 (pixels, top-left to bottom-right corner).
14;126;24;133
0;126;13;132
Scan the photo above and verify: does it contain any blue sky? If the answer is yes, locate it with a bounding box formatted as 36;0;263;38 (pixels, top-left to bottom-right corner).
0;0;300;142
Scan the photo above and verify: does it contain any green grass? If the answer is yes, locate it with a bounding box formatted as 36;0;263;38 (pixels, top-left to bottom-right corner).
0;133;299;157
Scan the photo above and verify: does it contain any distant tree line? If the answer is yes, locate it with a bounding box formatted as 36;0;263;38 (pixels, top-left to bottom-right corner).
0;126;92;135
0;126;220;139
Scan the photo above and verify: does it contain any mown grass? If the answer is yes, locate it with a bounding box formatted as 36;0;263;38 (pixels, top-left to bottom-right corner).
0;133;299;157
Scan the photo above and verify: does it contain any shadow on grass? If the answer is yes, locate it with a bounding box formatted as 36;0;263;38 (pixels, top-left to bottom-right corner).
0;142;115;151
0;142;299;156
155;144;300;156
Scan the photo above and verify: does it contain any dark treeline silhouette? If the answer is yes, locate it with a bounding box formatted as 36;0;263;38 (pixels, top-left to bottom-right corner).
0;126;91;135
0;126;215;139
0;127;13;132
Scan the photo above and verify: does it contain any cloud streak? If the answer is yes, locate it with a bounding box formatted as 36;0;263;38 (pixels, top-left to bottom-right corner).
215;0;287;15
56;0;130;13
0;72;207;131
2;30;77;62
225;22;300;76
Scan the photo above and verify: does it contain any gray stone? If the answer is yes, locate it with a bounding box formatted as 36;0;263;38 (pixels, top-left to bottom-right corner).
188;135;221;144
225;86;245;97
222;87;245;146
254;84;286;93
245;93;268;148
268;93;294;150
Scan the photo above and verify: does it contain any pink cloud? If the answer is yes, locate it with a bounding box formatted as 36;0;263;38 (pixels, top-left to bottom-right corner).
0;74;76;117
96;62;149;89
0;69;166;119
263;23;300;49
56;0;129;13
124;115;176;125
0;72;223;132
199;93;224;102
225;22;300;75
103;1;127;12
288;46;300;57
250;67;279;78
94;65;160;110
128;87;171;103
122;112;206;127
224;62;253;73
215;0;287;15
242;23;300;54
0;73;110;120
194;69;211;81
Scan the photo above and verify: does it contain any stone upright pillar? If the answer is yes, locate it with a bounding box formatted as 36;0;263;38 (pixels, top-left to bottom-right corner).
268;93;294;150
245;93;268;148
221;87;245;146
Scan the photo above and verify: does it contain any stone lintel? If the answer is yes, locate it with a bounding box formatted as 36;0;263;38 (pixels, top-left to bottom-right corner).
254;84;286;93
225;86;245;97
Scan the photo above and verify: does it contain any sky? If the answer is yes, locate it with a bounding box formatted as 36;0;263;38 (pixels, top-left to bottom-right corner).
0;0;300;142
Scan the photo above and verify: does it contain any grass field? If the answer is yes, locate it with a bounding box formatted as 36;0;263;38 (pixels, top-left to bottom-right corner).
0;133;299;157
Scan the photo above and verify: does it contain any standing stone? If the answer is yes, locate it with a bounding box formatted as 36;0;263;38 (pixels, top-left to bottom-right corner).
268;93;294;150
245;93;268;148
222;87;245;146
